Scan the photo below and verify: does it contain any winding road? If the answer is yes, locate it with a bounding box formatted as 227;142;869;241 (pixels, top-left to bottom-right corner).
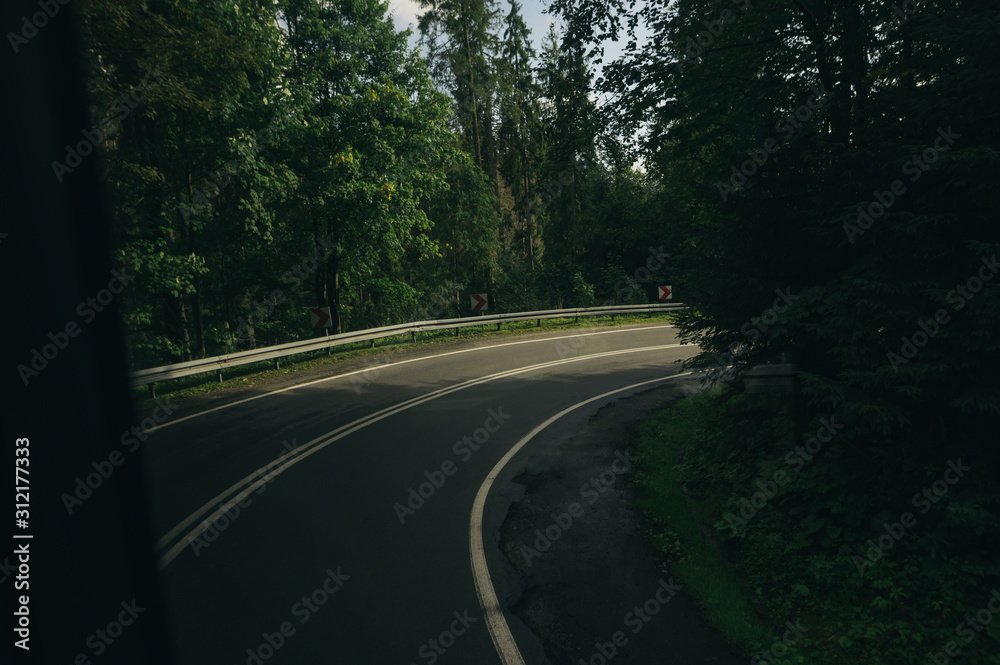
143;323;699;664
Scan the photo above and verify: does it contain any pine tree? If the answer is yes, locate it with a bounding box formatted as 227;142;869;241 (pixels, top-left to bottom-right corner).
417;0;499;178
538;23;598;263
495;0;544;270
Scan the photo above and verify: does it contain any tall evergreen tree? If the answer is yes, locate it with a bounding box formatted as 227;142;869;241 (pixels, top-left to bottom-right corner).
417;0;499;181
538;23;598;263
495;0;544;270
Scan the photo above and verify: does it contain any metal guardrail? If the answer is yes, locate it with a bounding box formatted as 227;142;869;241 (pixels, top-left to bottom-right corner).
129;302;686;392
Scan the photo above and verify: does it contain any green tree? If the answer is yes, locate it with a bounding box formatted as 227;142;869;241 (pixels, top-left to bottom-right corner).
537;23;598;264
266;0;458;334
417;0;500;182
495;0;544;271
82;0;462;359
80;0;289;361
548;0;1000;448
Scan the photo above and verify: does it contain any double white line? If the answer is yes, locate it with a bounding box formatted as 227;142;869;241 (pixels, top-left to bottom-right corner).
155;344;689;569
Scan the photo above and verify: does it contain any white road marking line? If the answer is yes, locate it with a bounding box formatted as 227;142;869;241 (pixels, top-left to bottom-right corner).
155;343;690;569
469;372;693;665
145;325;677;433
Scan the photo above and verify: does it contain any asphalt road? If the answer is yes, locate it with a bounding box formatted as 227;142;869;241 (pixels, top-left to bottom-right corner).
141;323;704;664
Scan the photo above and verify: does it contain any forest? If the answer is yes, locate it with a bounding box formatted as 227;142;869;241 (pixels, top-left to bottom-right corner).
79;0;998;444
78;0;671;369
70;1;1000;662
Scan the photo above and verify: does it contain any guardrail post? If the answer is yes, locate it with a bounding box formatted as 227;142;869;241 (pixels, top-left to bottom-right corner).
274;359;280;370
370;339;375;348
217;369;223;383
496;322;501;331
536;319;540;327
411;331;416;345
455;327;459;337
148;383;156;399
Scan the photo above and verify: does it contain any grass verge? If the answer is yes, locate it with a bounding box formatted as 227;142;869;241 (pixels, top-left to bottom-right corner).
633;393;776;657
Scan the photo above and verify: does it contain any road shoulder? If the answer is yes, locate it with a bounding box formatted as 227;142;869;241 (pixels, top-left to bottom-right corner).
491;381;746;665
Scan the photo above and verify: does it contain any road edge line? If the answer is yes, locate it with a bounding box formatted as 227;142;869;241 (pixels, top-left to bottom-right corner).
468;371;693;665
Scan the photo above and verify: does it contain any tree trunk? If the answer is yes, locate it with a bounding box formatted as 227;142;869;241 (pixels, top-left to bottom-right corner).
184;162;205;358
192;276;206;358
483;106;500;196
178;299;192;360
222;258;234;351
569;153;579;255
523;147;534;272
331;253;342;335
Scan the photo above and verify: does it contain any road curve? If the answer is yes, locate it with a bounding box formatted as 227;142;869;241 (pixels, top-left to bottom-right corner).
142;323;696;664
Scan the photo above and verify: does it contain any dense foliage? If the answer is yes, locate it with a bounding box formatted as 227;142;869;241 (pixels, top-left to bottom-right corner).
542;0;1000;661
647;390;1000;665
79;0;665;368
80;0;999;661
548;0;1000;446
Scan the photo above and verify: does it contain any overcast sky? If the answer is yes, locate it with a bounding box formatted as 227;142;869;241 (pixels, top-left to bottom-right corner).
384;0;644;82
386;0;559;55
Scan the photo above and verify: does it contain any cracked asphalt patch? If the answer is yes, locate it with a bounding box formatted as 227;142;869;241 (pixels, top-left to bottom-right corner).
498;382;746;665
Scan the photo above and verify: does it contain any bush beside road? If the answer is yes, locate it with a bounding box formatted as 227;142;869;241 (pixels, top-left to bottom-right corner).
633;390;1000;665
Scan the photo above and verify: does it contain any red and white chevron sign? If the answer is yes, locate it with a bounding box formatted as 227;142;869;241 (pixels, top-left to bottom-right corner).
658;285;673;301
309;307;332;329
470;294;488;312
